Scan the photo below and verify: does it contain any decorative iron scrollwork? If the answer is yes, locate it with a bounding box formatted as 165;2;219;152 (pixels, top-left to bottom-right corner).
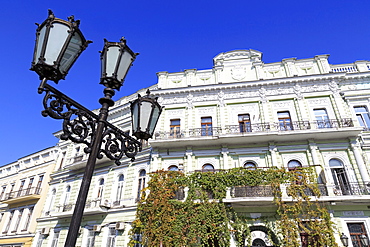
40;83;141;163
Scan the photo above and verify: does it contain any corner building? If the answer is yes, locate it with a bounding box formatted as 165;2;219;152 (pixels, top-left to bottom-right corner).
32;49;370;247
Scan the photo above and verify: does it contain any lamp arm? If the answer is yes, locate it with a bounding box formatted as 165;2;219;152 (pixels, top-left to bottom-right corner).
39;81;142;164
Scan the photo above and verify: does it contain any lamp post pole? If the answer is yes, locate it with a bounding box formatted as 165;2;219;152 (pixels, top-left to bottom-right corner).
31;11;162;247
64;88;115;247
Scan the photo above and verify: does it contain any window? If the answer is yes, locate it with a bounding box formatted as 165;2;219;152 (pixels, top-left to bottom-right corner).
4;210;14;233
97;179;105;198
201;117;213;136
288;160;302;171
170;119;181;137
116;175;124;203
18;180;25;196
9;184;15;198
314;108;330;128
348;223;369;247
23;207;33;230
288;160;303;184
238;114;251;132
13;209;23;232
278;111;292;131
86;229;96;247
51;231;60;247
202;164;215;172
168;165;179;171
107;226;117;247
330;159;350;195
26;177;34;194
36;175;44;193
244;162;257;170
137;170;146;201
354;106;370;130
0;186;6;200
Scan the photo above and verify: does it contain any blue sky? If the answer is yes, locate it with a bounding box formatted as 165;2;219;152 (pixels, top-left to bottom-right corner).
0;0;369;165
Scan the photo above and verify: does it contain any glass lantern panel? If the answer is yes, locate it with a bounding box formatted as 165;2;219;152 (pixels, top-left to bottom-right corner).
105;46;120;77
59;32;83;73
34;25;47;64
117;51;133;82
148;104;160;136
139;101;152;133
131;102;139;132
44;22;70;65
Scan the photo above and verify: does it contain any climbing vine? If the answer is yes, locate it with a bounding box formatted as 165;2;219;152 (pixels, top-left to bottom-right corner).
129;167;337;247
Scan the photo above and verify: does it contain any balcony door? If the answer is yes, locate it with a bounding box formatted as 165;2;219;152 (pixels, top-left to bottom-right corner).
201;117;213;136
354;106;370;130
314;108;330;128
329;159;350;195
170;119;181;137
278;111;292;131
238;114;251;132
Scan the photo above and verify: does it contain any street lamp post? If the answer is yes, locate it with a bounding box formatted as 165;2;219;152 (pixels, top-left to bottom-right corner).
31;10;162;247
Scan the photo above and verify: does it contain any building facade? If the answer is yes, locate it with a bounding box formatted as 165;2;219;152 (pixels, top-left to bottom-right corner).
0;147;57;247
149;50;370;247
26;49;370;246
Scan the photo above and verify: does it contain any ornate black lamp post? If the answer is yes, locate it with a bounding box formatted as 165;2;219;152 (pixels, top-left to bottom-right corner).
31;10;162;247
360;234;369;247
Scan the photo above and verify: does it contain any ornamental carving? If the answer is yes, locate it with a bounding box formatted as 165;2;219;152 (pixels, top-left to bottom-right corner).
231;66;247;81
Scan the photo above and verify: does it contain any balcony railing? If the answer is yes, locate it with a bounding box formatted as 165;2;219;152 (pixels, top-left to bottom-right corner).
231;185;275;197
154;119;354;140
287;184;328;197
333;182;370;196
0;187;41;201
189;127;222;137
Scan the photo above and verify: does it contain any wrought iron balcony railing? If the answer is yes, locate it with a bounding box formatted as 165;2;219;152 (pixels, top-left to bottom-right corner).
154;119;355;140
189;127;222;137
231;185;275;197
333;182;370;196
0;187;41;201
287;184;329;197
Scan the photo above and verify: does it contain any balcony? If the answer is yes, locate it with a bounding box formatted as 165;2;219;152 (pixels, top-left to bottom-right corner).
332;182;370;196
232;185;275;198
53;198;111;217
151;119;359;148
0;187;41;204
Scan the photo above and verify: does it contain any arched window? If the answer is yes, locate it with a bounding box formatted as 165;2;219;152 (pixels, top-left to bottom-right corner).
244;162;257;170
168;165;179;171
202;164;215;172
287;160;302;171
329;158;350;195
97;179;104;198
116;175;124;203
137;170;146;201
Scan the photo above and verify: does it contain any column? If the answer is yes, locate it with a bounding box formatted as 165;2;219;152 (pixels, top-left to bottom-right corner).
309;141;323;183
185;148;193;173
221;147;229;170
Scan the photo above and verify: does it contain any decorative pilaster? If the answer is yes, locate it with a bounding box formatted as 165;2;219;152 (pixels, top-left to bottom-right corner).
308;141;323;183
221;147;229;170
350;139;370;182
185;148;193;173
269;143;278;167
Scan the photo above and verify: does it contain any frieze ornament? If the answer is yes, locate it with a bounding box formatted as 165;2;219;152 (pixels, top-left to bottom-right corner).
231;65;246;81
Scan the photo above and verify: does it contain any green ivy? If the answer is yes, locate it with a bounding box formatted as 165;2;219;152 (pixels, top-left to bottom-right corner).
129;168;337;247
